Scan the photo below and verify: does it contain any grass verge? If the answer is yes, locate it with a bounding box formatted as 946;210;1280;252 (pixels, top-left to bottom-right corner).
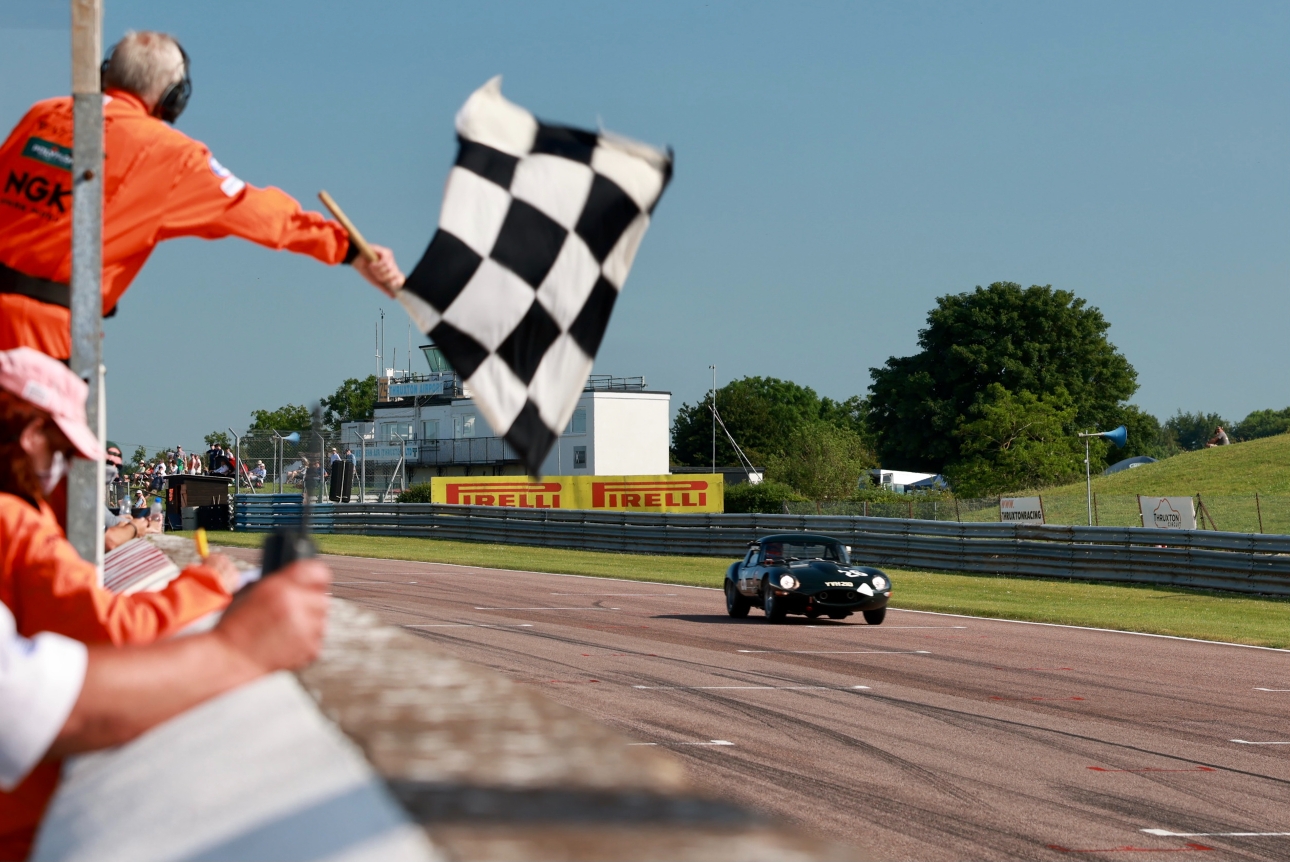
195;531;1290;649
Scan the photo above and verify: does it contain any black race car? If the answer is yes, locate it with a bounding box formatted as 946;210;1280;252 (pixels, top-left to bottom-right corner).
724;533;891;624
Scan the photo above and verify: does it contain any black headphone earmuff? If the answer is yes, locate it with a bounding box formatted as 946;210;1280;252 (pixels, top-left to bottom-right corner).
100;39;191;124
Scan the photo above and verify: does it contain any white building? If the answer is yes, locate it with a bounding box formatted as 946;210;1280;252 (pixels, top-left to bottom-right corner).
341;345;670;482
870;469;948;494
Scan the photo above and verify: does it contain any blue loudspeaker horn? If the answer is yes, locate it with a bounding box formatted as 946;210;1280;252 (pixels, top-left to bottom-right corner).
284;432;301;444
1097;425;1128;449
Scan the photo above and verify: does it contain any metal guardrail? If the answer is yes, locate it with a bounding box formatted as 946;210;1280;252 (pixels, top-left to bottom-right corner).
234;495;1290;597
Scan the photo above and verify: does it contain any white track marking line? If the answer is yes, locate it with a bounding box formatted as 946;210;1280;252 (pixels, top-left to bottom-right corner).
1231;739;1290;745
629;740;735;746
736;649;930;655
633;684;871;690
1143;829;1290;837
404;623;535;628
474;607;620;611
1254;688;1290;692
895;608;1290;653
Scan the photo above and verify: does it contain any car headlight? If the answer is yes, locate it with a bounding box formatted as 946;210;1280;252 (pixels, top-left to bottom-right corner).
871;576;888;590
779;574;798;590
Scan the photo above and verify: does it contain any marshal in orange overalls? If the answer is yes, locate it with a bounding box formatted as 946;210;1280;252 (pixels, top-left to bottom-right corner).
0;89;354;359
0;491;233;859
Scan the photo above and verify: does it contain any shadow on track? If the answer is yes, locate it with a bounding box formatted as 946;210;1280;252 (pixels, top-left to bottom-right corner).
651;614;856;627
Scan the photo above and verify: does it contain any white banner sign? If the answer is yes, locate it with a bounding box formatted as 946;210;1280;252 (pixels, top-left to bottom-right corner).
362;444;419;462
1138;496;1196;531
388;380;444;398
999;496;1045;525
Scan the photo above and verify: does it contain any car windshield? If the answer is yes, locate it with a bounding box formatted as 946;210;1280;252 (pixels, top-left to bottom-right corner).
762;542;848;564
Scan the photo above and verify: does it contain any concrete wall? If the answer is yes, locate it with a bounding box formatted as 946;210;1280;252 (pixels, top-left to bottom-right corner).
591;392;671;475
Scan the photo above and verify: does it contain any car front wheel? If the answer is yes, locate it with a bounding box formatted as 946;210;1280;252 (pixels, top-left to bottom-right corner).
725;580;751;618
763;580;787;623
863;607;886;625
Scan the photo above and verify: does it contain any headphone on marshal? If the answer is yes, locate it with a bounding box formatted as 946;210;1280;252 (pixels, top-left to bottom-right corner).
100;39;192;123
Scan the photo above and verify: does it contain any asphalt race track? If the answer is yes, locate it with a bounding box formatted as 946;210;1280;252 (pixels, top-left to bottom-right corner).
263;551;1290;860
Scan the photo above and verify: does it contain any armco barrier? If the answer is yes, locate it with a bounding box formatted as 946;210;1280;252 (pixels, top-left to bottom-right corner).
234;495;1290;596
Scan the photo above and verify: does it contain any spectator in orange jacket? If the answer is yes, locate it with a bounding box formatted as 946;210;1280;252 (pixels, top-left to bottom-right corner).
0;346;250;857
0;30;404;360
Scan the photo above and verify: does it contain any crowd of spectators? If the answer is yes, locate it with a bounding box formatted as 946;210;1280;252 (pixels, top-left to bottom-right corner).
122;443;241;496
119;444;356;498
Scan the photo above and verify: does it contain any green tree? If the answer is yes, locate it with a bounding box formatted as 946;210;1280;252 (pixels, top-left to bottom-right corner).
767;421;876;512
671;377;865;467
723;480;806;514
819;394;872;446
203;430;231;449
129;444;149;469
397;482;434;503
321;376;378;433
1164;410;1229;451
1234;407;1290;441
867;283;1138;472
946;384;1083;496
248;404;312;434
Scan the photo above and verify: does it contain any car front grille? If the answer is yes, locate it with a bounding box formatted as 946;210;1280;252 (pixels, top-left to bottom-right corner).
814;590;861;604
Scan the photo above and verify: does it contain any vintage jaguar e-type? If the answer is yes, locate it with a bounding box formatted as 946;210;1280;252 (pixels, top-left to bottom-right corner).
724;533;892;624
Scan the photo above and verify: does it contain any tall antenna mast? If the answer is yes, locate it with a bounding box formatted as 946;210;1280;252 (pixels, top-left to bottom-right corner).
708;365;716;472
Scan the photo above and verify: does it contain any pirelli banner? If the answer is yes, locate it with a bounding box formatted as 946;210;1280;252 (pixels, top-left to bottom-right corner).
431;474;724;513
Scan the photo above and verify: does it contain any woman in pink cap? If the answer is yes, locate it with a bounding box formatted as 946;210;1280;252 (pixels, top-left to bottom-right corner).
0;346;236;645
0;346;286;857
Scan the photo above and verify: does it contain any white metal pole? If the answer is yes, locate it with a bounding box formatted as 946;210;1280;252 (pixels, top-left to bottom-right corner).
1085;437;1092;526
230;428;240;496
709;364;716;473
67;0;105;566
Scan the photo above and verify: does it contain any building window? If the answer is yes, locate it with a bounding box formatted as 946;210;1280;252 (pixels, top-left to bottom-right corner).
453;414;476;439
573;446;587;468
380;422;412;442
565;408;587;435
422;419;439;440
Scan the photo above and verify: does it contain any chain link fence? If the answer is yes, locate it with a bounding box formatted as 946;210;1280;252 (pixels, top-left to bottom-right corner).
230;431;410;503
783;494;1290;534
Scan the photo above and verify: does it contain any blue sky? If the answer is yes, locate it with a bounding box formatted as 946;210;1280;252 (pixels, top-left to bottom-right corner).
3;1;1289;456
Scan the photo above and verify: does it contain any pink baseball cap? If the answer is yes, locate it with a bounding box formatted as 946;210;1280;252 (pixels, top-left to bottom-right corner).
0;347;105;461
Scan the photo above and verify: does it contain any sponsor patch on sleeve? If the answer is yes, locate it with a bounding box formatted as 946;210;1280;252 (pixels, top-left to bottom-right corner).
209;155;246;197
22;137;73;172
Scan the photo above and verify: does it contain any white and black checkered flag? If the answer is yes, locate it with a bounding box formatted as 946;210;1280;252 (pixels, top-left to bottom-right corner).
396;77;672;475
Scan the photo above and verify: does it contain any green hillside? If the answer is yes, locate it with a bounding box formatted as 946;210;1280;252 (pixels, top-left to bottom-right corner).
969;434;1290;532
1053;432;1290;496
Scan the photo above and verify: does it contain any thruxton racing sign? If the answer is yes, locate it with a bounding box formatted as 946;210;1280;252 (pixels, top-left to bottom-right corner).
1138;495;1197;530
431;474;724;513
999;496;1045;525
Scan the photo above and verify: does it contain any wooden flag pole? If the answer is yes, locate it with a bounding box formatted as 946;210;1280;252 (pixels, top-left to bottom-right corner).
318;190;378;262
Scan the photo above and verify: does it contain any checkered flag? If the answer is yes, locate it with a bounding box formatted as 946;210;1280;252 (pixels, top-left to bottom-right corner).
396;77;672;475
